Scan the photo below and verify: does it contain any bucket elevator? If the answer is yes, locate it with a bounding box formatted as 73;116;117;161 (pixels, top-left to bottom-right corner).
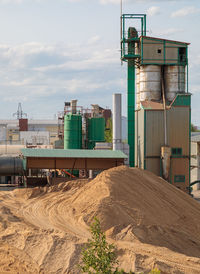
121;14;191;193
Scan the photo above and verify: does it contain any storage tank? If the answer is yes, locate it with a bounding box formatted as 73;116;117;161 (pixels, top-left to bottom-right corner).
0;157;23;175
88;117;105;142
136;68;140;109
165;66;185;101
64;114;82;149
140;65;161;102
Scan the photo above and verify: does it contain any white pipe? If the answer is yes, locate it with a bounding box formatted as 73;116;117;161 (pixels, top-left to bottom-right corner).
113;94;122;151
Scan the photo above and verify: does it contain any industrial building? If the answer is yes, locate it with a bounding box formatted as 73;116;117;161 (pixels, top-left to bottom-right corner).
0;119;58;146
0;99;125;186
0;13;196;195
191;132;200;191
121;14;191;192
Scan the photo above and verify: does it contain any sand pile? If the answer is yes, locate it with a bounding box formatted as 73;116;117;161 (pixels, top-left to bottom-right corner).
0;166;200;273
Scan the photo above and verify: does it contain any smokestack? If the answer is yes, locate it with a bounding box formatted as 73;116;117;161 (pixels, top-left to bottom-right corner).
113;94;122;151
71;100;77;114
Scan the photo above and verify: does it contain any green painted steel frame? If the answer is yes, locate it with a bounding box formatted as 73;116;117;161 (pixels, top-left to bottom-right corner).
121;14;146;60
121;14;147;167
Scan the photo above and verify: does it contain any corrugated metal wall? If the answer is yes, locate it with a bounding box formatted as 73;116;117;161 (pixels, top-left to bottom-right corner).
135;109;144;168
146;111;165;157
142;37;187;65
167;107;189;155
145;107;189;157
136;106;190;191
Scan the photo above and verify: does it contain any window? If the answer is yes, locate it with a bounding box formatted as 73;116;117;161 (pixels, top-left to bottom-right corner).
174;175;185;183
171;147;182;156
179;47;186;64
157;49;162;54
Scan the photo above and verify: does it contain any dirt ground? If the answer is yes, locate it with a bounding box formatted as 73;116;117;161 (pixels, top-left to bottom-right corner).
0;166;200;273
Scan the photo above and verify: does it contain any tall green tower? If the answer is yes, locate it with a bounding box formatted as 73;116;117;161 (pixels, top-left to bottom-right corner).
120;14;147;167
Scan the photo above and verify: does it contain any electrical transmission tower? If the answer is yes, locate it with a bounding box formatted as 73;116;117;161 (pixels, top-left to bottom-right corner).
13;103;27;119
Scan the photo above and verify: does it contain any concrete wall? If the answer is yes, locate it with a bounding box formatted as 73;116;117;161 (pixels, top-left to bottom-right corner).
191;142;200;190
20;131;50;145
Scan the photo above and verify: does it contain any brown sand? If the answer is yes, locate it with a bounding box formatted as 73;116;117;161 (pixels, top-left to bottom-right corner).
0;166;200;273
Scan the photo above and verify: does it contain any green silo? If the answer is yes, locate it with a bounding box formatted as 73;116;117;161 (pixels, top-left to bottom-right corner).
64;114;82;149
88;117;105;143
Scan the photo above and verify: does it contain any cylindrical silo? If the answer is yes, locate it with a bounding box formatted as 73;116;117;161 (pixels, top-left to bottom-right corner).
140;65;161;102
165;66;185;101
88;117;105;143
113;94;122;151
64;114;82;149
136;68;140;109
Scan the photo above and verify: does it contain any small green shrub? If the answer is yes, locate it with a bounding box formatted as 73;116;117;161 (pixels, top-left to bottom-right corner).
79;217;160;274
149;268;161;274
79;217;118;273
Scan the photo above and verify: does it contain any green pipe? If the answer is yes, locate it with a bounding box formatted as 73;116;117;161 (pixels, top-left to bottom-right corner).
190;180;200;187
127;28;136;167
128;60;135;167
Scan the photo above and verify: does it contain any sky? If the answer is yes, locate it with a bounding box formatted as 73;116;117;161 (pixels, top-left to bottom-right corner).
0;0;199;125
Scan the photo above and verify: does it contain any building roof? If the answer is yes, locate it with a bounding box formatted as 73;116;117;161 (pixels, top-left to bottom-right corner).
141;101;165;110
21;148;128;159
0;119;58;126
191;132;200;142
140;36;190;45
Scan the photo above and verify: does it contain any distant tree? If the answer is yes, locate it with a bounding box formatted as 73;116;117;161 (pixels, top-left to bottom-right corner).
105;118;112;143
191;123;200;132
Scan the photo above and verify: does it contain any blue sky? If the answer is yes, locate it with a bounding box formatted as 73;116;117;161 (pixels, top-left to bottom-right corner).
0;0;199;125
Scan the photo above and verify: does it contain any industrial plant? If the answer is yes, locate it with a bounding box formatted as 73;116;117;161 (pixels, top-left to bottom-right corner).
0;13;198;195
1;7;200;273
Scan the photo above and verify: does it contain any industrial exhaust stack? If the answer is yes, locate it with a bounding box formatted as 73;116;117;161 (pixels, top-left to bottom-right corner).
113;94;122;151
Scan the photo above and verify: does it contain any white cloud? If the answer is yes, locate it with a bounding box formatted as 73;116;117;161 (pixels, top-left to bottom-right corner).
0;0;184;4
0;0;23;3
87;35;101;45
147;6;161;17
171;6;200;18
99;0;119;4
156;28;184;36
0;41;123;112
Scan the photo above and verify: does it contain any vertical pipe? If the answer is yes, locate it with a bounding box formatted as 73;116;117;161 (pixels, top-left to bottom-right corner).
128;60;135;167
123;15;125;56
187;48;189;93
161;66;167;146
113;94;122;151
141;18;143;37
127;29;136;167
144;15;147;36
